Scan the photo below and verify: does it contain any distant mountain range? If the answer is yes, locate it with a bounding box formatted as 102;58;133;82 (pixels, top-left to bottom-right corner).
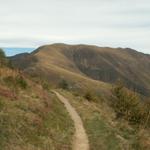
11;43;150;97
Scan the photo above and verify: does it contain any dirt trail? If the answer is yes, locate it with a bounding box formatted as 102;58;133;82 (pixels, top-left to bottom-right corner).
53;91;89;150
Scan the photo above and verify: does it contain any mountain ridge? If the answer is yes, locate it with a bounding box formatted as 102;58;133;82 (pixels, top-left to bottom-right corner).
11;43;150;97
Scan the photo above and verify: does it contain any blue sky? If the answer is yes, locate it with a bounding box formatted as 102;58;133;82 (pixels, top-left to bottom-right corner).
3;48;35;56
0;0;150;55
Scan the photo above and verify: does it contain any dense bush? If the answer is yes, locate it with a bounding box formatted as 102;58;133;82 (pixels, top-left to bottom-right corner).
3;75;28;89
84;91;93;101
16;76;28;89
0;49;7;67
112;82;150;128
0;49;5;57
0;49;13;68
42;81;50;90
59;79;69;90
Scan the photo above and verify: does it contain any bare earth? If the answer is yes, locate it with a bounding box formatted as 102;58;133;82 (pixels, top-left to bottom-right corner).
53;91;89;150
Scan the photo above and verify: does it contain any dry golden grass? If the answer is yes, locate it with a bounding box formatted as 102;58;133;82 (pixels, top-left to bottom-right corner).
0;65;74;150
58;89;150;150
0;68;19;78
11;44;112;98
0;90;74;150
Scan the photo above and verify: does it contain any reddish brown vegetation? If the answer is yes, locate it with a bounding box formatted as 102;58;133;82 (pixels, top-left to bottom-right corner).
0;87;17;100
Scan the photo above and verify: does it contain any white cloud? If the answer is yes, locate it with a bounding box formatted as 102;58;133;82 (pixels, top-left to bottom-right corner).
0;0;149;54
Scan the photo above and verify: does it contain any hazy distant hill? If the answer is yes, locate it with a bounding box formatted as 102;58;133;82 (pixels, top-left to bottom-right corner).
11;43;150;96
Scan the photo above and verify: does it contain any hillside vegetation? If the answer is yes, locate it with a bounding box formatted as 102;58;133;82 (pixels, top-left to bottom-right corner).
58;88;150;150
0;49;74;150
2;44;150;149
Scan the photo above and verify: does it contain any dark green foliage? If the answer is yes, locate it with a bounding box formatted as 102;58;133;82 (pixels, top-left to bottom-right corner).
84;90;98;102
42;81;49;90
3;75;27;89
112;82;139;118
7;60;14;69
16;76;28;89
3;76;14;85
0;100;4;110
112;82;150;128
0;49;7;67
59;79;69;90
84;91;93;101
0;49;5;58
0;49;13;68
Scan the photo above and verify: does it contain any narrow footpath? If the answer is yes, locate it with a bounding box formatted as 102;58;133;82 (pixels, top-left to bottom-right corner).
53;91;89;150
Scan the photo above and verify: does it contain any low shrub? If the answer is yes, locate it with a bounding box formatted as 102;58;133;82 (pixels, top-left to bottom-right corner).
59;79;69;90
0;49;11;67
42;81;49;90
0;100;4;110
3;75;27;89
112;82;150;128
0;49;7;67
16;76;28;89
84;91;97;102
84;91;93;101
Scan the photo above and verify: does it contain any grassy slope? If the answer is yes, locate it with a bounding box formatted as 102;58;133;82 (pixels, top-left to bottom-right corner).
11;44;112;97
23;44;150;95
0;67;74;150
11;43;150;96
0;93;74;150
58;89;150;150
9;44;150;149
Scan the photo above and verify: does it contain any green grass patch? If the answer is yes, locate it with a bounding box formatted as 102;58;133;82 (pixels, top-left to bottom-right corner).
85;113;121;150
